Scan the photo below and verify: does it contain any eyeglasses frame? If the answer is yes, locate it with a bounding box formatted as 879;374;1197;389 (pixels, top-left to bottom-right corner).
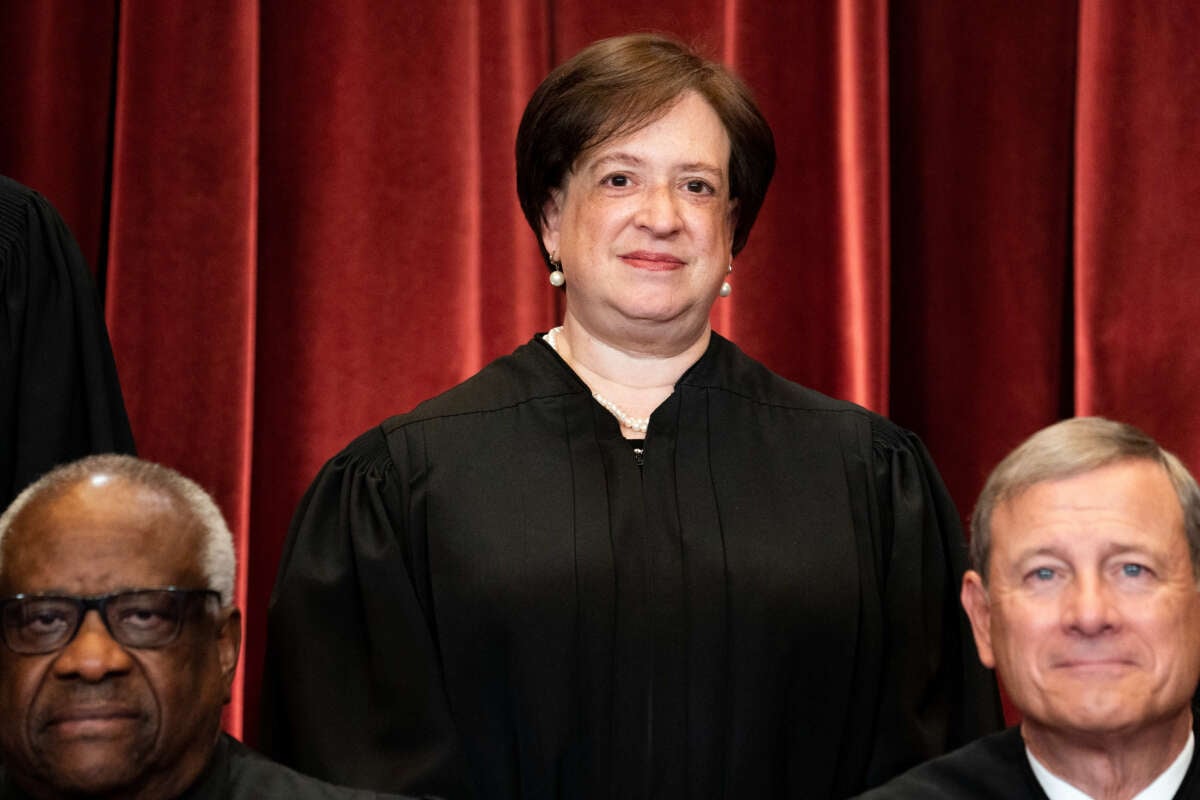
0;587;222;655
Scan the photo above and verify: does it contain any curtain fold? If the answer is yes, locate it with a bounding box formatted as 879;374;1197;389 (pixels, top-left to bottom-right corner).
1074;0;1200;462
887;0;1081;511
831;0;889;411
103;0;260;736
2;0;1198;738
0;1;116;276
733;2;872;402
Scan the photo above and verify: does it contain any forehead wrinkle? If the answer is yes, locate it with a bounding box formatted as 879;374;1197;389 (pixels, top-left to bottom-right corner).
1011;540;1166;565
1010;545;1068;564
587;151;646;169
678;162;724;176
583;151;725;177
4;481;205;595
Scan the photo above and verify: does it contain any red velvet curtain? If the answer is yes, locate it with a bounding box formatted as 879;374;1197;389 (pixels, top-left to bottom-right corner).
2;0;1198;741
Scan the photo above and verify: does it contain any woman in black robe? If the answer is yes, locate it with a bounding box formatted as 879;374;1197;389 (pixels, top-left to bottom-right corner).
262;33;1002;799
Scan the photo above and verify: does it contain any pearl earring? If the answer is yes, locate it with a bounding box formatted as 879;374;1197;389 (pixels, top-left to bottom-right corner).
548;254;565;287
719;263;732;297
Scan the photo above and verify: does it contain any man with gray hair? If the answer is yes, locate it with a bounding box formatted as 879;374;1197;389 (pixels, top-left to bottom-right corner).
0;454;422;799
858;417;1200;799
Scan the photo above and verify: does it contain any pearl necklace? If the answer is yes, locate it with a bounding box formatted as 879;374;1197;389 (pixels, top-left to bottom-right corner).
543;326;650;433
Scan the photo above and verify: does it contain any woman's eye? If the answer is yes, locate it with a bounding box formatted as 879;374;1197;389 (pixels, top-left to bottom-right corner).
1030;567;1056;582
684;179;714;194
603;174;630;188
1122;563;1146;578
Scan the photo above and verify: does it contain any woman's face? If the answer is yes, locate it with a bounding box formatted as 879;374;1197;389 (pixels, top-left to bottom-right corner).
541;91;737;346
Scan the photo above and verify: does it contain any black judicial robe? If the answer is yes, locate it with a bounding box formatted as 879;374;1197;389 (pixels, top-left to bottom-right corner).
0;734;421;799
0;175;135;508
853;725;1200;799
263;333;1002;799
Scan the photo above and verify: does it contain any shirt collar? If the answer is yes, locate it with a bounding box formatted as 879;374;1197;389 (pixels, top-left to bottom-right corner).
1026;730;1194;800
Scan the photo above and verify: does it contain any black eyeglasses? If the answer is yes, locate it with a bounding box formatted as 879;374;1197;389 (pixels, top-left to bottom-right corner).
0;588;220;655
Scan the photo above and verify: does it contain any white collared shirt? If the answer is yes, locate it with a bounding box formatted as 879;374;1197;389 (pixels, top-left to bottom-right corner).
1026;732;1194;800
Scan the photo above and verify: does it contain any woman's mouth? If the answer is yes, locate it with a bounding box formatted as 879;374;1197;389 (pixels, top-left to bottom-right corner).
620;251;685;271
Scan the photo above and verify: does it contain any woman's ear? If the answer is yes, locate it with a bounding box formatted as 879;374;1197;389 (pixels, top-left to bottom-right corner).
540;189;564;257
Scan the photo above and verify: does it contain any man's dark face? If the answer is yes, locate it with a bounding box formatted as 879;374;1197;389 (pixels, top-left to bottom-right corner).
0;476;240;799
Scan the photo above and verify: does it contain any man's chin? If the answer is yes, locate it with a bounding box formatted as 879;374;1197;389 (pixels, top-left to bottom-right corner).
1041;693;1160;737
14;765;144;799
27;739;154;796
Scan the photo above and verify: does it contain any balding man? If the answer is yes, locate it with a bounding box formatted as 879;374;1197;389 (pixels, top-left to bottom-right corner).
0;454;423;799
858;417;1200;799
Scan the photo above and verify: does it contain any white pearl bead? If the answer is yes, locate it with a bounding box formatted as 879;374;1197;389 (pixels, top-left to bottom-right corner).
592;392;650;432
543;326;650;433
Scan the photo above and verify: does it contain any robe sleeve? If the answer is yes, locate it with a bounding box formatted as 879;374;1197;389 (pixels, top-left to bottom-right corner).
261;427;473;798
0;176;135;507
863;422;1003;786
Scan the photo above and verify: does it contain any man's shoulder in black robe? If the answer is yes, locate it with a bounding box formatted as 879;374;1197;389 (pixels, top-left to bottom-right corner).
0;734;427;799
853;727;1046;799
855;724;1200;799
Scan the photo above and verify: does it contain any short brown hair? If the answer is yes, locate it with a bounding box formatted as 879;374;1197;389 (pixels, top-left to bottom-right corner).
970;417;1200;582
516;33;776;268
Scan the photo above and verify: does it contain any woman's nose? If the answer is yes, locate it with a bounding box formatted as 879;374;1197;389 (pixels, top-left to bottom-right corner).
635;184;682;234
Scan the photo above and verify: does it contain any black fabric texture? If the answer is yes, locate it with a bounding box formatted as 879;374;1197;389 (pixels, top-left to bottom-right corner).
0;734;424;799
262;332;1002;799
0;175;135;508
854;722;1200;799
